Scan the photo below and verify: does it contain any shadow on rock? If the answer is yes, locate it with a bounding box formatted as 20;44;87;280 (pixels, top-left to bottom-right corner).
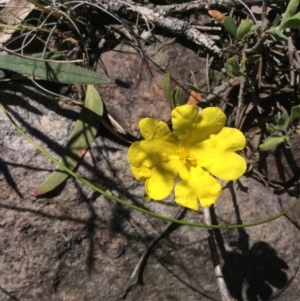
212;183;289;301
222;241;288;301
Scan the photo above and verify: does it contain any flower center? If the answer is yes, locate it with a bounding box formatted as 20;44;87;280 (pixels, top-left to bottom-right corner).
176;148;196;166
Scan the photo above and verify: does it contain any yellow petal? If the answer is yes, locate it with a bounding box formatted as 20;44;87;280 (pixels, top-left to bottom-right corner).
145;161;178;200
174;181;199;210
139;118;173;142
130;165;151;180
172;105;226;147
128;138;177;170
192;127;247;180
175;165;222;210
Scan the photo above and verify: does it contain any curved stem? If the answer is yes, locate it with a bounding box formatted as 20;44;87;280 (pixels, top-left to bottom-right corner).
1;101;299;230
204;207;234;301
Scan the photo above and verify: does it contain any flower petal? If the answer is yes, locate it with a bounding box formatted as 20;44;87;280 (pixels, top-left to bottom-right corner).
130;164;151;180
192;127;246;180
174;181;199;210
172;105;226;147
139;118;173;142
145;161;179;200
175;165;222;210
128;119;178;169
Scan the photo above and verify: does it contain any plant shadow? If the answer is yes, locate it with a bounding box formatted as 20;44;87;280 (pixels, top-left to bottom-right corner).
211;183;289;301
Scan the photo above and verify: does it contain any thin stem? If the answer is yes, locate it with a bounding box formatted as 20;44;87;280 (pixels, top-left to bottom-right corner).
1;102;299;230
204;207;235;301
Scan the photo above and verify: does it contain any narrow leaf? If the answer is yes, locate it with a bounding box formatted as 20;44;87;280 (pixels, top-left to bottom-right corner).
281;12;300;29
277;112;290;131
172;87;182;108
0;55;110;85
278;0;299;30
259;136;286;151
247;54;261;64
290;105;300;124
223;16;238;38
273;14;281;27
272;28;288;41
236;19;253;40
34;85;103;196
31;52;63;60
163;73;173;109
266;123;276;135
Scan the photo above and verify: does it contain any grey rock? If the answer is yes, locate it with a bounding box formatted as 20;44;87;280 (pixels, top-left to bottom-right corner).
0;57;300;301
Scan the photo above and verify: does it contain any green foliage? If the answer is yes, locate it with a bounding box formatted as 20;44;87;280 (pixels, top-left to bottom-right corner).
247;54;261;64
223;17;238;38
280;12;300;29
259;136;288;151
223;18;258;41
259;106;300;151
163;73;182;109
225;57;245;78
143;194;153;204
236;19;254;40
0;54;110;85
163;73;173;109
172;87;182;108
222;1;300;81
276;112;290;131
34;85;104;196
290;105;300;124
270;27;288;42
278;0;299;30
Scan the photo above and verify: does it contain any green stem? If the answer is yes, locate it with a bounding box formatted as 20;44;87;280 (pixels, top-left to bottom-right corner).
1;101;299;229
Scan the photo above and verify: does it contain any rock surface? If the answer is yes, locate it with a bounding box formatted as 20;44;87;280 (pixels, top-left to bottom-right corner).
0;40;300;301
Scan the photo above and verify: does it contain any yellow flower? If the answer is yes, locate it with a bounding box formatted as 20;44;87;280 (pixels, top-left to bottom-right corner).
127;104;246;210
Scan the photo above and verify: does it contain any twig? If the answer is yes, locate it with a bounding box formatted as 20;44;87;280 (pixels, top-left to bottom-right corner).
206;53;211;94
120;206;186;299
106;1;221;54
261;0;270;27
243;31;268;54
235;0;258;24
235;76;246;128
156;0;288;14
287;36;295;86
203;207;235;301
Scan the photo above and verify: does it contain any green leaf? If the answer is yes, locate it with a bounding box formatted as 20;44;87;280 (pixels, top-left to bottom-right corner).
276;112;290;131
271;28;288;41
0;55;110;85
273;14;281;27
259;136;286;151
31;52;63;60
236;19;253;40
163;73;173;109
283;135;291;148
242;24;260;40
223;16;238;38
226;57;244;78
219;72;228;81
290;105;300;124
143;194;153;204
278;0;299;30
247;54;261;64
34;85;103;196
281;12;300;29
187;84;202;94
266;123;276;135
274;114;280;124
172;86;182;108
